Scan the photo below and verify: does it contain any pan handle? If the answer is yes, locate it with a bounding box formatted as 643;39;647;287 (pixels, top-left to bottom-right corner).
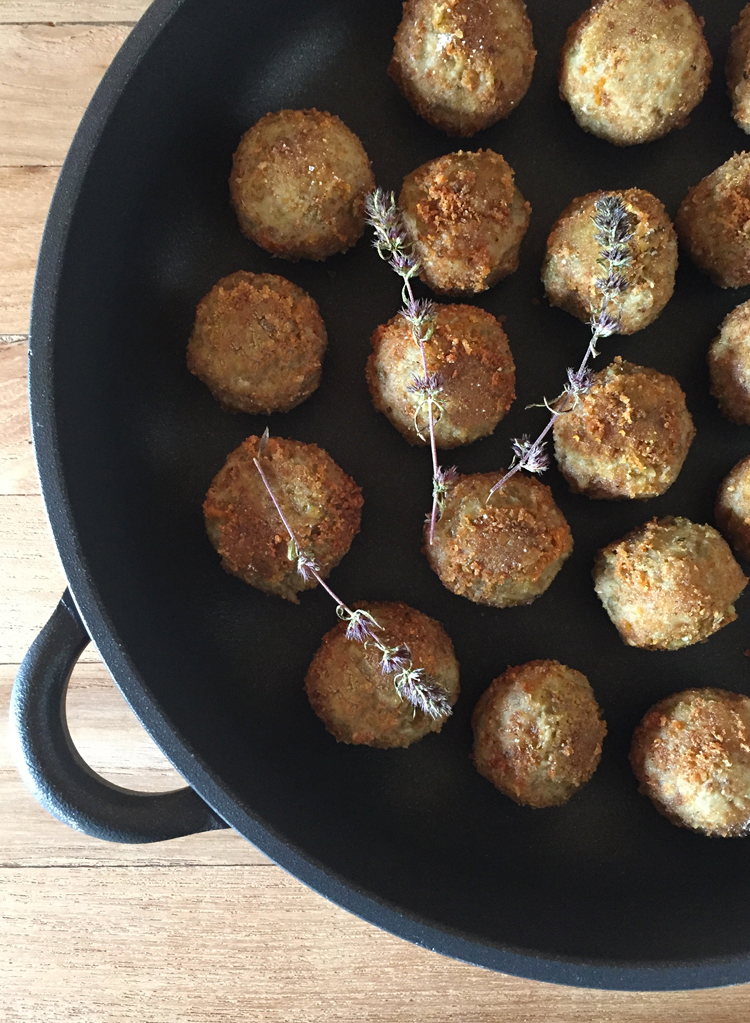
9;590;228;843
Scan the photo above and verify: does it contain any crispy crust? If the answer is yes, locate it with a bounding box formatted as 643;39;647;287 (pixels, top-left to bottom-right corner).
676;152;750;289
399;150;531;295
425;471;573;607
186;272;327;414
630;688;750;836
553;357;695;500
304;601;460;748
559;0;711;146
389;0;536;137
472;660;606;807
542;189;677;335
593;516;748;650
727;4;750;134
366;304;515;449
229;109;375;261
715;455;750;562
708;299;750;423
203;435;363;603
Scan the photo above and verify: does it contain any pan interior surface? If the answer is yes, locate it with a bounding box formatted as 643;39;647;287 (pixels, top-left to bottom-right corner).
33;0;750;987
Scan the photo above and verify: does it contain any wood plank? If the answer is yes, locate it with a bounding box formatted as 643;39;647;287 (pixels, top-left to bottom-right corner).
0;1;147;21
0;337;37;493
0;23;131;166
1;863;748;1023
0;661;269;866
0;168;58;334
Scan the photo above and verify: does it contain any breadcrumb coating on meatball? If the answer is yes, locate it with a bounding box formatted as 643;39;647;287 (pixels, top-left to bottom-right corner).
304;601;460;748
389;0;536;137
230;109;375;261
676;152;750;289
425;471;573;607
559;0;711;147
366;304;515;448
553;357;695;500
542;189;677;335
399;150;531;296
472;660;606;807
631;689;750;837
203;435;363;603
708;299;750;424
716;455;750;562
187;272;327;415
727;4;750;134
593;517;748;650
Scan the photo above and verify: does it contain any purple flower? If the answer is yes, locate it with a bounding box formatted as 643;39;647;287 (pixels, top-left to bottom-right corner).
295;552;320;582
511;435;549;475
342;609;381;644
394;668;452;720
566;366;595;395
408;371;444;395
379;644;412;675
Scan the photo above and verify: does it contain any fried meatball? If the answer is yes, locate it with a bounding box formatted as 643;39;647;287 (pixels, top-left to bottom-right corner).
229;109;375;261
631;689;750;837
727;4;750;134
425;471;573;607
304;601;460;748
399;150;531;295
716;455;750;562
676;152;750;289
542;189;677;334
553;358;695;500
593;517;748;650
389;0;536;137
186;272;327;414
472;660;606;807
559;0;711;147
203;435;363;603
366;304;515;448
708;299;750;424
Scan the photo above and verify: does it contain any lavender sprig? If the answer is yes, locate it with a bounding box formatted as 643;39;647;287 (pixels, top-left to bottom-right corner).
365;189;454;544
253;431;452;721
488;194;634;498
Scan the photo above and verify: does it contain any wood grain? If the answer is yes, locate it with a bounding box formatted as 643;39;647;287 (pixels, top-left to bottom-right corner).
0;168;58;333
0;1;147;21
2;3;750;1019
0;23;132;166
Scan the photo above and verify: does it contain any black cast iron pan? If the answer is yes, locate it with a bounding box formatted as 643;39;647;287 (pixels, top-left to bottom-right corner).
12;0;750;990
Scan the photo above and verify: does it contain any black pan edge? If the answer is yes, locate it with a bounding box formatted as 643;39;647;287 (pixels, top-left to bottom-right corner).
26;0;750;991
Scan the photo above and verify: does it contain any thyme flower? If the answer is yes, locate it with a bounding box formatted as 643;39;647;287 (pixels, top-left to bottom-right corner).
489;194;634;499
366;187;456;543
254;433;452;722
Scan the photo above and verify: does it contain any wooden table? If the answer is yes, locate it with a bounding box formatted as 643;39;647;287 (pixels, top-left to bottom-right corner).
1;3;748;1019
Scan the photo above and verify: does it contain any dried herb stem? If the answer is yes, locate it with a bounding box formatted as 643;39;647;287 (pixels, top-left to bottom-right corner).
253;431;452;720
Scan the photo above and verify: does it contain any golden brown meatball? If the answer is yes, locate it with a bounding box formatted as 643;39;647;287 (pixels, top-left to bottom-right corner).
593;517;748;650
304;601;460;748
559;0;711;147
389;0;536;137
716;455;750;562
676;152;750;289
186;272;327;414
366;304;515;448
203;435;363;603
399;150;531;296
630;689;750;837
542;189;677;335
708;299;750;424
727;4;750;134
229;109;375;261
425;471;573;607
472;660;606;808
553;357;695;500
